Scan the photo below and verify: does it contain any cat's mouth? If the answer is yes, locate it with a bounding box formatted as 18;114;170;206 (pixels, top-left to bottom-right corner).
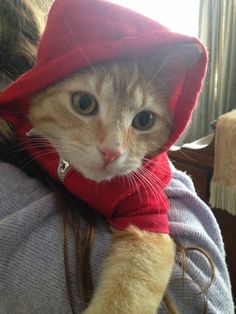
57;157;117;183
25;129;139;183
79;163;131;182
69;158;136;183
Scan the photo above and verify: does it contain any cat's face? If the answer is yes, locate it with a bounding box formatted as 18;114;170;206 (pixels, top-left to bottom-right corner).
29;60;172;182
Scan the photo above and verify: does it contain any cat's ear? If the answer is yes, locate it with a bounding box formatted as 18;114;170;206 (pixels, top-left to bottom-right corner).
139;43;203;102
170;43;202;69
140;43;202;77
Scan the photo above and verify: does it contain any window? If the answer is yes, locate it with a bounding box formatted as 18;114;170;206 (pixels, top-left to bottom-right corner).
109;0;200;36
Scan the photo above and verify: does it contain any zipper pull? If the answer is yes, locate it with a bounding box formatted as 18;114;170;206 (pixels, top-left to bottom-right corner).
26;128;70;183
57;158;70;183
26;128;43;138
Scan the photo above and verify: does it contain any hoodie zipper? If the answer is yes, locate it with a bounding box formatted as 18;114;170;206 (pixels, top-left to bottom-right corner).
57;158;70;183
26;128;71;183
26;128;43;138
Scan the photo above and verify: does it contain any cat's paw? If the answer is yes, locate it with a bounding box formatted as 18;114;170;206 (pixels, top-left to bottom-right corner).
82;226;175;314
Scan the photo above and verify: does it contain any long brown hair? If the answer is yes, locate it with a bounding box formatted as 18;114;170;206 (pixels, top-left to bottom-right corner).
0;0;45;80
0;0;96;310
0;1;214;313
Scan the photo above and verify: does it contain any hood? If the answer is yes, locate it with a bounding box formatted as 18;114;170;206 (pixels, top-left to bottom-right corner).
0;0;207;149
0;0;208;233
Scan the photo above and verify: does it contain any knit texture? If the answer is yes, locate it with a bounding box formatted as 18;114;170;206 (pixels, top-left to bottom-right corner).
0;161;234;313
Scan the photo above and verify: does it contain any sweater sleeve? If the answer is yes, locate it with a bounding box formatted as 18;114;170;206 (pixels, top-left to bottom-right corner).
158;166;235;314
0;161;111;313
0;161;234;313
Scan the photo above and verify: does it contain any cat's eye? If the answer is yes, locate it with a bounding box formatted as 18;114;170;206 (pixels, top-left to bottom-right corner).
71;92;98;115
132;111;156;130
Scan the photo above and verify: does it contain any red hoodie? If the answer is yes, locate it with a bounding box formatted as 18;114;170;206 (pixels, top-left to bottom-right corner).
0;0;207;233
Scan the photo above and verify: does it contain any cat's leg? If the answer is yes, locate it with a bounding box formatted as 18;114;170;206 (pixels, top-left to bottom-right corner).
83;225;175;314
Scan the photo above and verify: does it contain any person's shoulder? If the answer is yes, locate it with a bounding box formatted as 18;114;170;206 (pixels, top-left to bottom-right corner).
164;164;235;314
0;161;52;218
167;162;196;193
0;160;31;184
0;160;47;194
166;164;223;249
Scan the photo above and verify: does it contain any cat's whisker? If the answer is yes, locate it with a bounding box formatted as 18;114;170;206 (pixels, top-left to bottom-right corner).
142;157;170;165
145;50;176;88
17;143;76;155
137;176;159;210
21;149;60;169
143;157;167;162
18;137;81;154
141;165;170;178
19;139;52;146
140;176;168;212
142;158;172;176
62;12;96;74
135;168;161;208
140;165;167;190
4;146;57;157
140;170;163;199
5;138;79;159
142;163;170;175
126;172;143;202
138;166;168;209
132;171;151;205
122;173;132;192
125;174;136;197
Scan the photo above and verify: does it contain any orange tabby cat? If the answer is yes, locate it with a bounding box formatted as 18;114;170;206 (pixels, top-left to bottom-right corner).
25;45;200;314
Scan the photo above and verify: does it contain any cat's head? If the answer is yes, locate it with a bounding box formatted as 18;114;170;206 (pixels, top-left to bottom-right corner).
28;45;200;182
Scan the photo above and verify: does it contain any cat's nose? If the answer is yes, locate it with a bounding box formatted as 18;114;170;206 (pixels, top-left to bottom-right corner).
98;146;123;165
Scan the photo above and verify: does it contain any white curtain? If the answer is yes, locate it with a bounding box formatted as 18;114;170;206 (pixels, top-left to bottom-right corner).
180;0;236;143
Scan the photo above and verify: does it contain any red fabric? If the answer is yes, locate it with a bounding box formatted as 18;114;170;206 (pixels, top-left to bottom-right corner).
0;0;208;233
17;121;171;233
67;154;171;233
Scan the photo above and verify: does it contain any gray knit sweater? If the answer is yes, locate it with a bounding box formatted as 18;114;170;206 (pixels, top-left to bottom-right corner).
0;161;234;313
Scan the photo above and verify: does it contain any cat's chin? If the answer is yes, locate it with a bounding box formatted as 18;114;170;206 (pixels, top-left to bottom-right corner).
72;163;136;183
63;152;141;183
78;167;127;183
